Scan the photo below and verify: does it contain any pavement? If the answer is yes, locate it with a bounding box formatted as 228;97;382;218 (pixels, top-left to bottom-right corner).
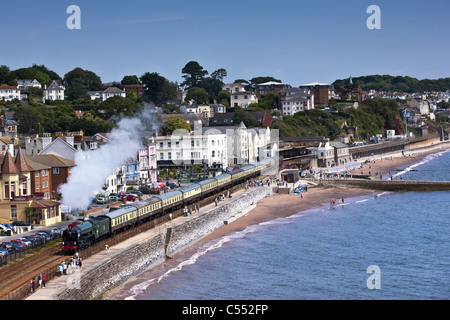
25;187;252;300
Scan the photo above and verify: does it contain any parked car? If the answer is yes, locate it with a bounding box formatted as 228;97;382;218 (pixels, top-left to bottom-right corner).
2;223;14;230
0;247;8;256
128;190;143;196
51;227;64;236
10;239;28;248
40;229;59;239
18;238;33;246
126;194;136;202
12;221;33;229
23;235;43;246
1;242;23;251
108;195;118;202
96;197;107;204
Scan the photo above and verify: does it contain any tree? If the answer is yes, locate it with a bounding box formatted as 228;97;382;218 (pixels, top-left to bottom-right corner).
140;72;178;106
98;95;139;120
164;116;191;135
185;87;209;104
211;68;227;81
0;65;16;86
181;61;208;88
64;67;102;100
121;75;141;85
13;105;44;134
247;76;282;90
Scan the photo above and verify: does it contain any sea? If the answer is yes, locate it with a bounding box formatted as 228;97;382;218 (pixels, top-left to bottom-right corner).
106;149;450;300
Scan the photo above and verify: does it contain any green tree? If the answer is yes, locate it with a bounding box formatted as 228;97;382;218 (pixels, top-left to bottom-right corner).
140;72;178;106
0;65;17;86
13;105;45;134
98;95;139;120
164;116;191;135
185;87;209;104
121;75;141;85
181;61;208;88
211;68;227;81
64;67;102;100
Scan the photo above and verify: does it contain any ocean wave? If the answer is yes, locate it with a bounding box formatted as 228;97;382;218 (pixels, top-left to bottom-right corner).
393;149;450;178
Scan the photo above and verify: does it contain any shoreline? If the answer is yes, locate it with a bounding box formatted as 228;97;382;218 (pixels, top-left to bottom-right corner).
104;142;450;299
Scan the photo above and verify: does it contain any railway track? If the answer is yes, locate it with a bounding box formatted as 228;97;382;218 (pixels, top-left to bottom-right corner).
0;176;274;300
0;243;65;300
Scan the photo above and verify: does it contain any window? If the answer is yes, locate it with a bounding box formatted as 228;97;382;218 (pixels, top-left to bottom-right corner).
168;142;171;148
36;182;39;190
160;142;163;148
160;153;164;160
10;206;17;220
168;152;172;160
53;167;59;174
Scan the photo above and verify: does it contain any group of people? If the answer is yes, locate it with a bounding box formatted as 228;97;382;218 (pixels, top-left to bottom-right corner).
57;253;83;276
184;203;200;216
30;273;46;292
214;191;232;206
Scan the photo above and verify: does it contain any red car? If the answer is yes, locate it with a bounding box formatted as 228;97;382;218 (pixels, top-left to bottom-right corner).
126;194;136;202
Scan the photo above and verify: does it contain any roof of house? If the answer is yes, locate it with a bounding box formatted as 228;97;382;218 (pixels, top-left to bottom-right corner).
103;87;125;94
0;84;20;91
30;199;60;209
1;151;19;174
26;154;75;168
14;148;32;172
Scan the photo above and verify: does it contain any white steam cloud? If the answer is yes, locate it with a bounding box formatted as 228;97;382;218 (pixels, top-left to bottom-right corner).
59;108;158;211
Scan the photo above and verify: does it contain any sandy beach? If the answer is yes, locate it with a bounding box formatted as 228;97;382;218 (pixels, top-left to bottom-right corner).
104;142;450;299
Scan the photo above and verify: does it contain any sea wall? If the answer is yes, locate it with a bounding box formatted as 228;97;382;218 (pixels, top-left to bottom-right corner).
313;178;450;191
56;186;272;300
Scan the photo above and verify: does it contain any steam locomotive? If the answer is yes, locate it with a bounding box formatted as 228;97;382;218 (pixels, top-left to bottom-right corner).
62;158;275;253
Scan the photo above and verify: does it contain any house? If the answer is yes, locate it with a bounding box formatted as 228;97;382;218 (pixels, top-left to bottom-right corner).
139;137;157;184
16;79;42;90
222;83;246;93
230;91;258;108
316;141;335;167
122;84;146;97
279;88;314;115
330;141;351;166
0;84;21;101
209;104;226;117
26;154;75;200
0;149;62;227
299;83;335;106
88;87;126;101
43;80;65;103
0;137;14;156
255;82;291;99
101;87;126;100
197;105;212;118
407;98;430;115
39;137;77;161
0;114;18;140
25;155;52;199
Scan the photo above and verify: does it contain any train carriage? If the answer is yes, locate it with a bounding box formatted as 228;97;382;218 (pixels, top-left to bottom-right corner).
133;196;163;222
254;158;274;174
155;190;183;212
215;173;231;191
230;164;256;184
180;183;202;204
197;177;218;198
100;205;138;234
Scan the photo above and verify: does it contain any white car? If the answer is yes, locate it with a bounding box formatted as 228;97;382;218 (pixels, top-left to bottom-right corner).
96;197;107;204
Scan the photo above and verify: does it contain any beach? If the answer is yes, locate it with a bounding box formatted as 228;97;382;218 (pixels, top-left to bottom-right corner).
103;142;450;300
199;143;450;246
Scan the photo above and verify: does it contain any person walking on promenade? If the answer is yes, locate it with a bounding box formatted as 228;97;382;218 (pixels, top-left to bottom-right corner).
42;273;46;288
30;278;35;293
78;257;82;268
38;273;42;288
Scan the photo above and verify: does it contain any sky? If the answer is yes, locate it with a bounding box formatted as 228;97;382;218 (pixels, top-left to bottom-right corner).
1;0;449;86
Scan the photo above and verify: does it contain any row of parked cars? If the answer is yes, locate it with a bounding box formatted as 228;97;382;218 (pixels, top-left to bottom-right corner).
96;192;141;204
0;226;64;256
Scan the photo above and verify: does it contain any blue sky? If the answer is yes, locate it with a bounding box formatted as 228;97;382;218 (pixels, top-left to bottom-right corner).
1;0;449;86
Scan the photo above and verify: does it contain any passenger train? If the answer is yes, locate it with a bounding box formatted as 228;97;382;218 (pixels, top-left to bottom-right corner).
62;158;275;253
